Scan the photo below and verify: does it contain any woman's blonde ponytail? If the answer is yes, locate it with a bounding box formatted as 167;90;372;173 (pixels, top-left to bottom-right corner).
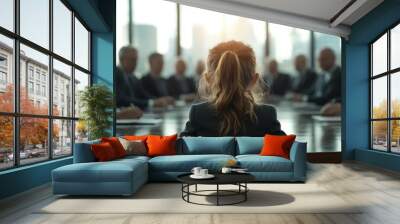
199;41;259;136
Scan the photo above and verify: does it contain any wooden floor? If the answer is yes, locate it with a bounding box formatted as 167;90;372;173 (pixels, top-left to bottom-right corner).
1;162;400;224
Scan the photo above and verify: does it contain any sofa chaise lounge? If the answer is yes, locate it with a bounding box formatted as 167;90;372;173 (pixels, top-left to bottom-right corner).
52;137;307;196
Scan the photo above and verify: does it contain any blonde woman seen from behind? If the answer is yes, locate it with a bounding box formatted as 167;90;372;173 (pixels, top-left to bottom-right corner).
181;41;285;137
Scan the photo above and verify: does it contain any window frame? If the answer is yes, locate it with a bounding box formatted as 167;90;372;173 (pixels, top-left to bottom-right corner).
0;0;92;171
369;20;400;154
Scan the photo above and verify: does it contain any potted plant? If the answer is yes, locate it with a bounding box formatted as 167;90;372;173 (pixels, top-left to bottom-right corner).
79;84;114;140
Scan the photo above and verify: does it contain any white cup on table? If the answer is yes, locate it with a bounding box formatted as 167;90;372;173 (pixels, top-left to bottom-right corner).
200;169;208;176
191;167;202;176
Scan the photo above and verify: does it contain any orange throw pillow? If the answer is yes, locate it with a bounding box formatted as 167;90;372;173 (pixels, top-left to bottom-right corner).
146;134;178;157
101;137;126;158
91;142;117;161
124;135;148;141
260;134;296;159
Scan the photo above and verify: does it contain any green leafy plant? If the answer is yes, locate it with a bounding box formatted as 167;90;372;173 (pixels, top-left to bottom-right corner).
79;84;114;140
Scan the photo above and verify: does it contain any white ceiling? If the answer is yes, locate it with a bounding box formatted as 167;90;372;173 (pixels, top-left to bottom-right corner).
166;0;384;38
225;0;352;23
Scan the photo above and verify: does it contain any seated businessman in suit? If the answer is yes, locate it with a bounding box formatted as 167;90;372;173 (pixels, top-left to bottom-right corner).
167;58;197;102
181;41;285;137
115;46;171;112
293;48;341;107
263;59;292;96
141;53;175;105
291;54;317;95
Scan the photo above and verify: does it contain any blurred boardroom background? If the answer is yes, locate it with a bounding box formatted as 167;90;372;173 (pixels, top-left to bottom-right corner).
115;0;342;156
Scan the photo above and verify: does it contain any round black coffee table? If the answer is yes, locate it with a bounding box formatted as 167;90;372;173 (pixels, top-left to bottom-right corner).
177;173;255;206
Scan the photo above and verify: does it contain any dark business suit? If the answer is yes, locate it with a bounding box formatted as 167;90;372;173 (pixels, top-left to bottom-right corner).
308;66;341;105
115;67;151;110
269;73;292;96
141;73;169;98
167;75;196;99
180;102;285;137
292;69;317;95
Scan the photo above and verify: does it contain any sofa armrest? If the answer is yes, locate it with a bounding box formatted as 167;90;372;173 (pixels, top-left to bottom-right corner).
73;140;100;163
289;141;307;181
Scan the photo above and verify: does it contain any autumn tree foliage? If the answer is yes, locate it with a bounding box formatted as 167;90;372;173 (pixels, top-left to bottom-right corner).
372;99;400;142
0;85;59;153
0;85;14;150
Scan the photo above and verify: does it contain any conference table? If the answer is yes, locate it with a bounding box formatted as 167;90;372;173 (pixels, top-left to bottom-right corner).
116;100;341;153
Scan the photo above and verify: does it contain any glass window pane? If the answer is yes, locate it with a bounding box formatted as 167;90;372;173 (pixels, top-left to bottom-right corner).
314;32;342;73
74;18;89;70
269;23;310;75
132;0;177;76
75;120;88;143
53;59;72;117
391;72;400;118
53;119;72;157
391;120;400;153
0;34;14;113
53;0;72;60
372;34;387;76
0;0;14;31
74;69;89;118
391;24;400;70
116;0;130;64
20;44;49;115
372;76;387;119
20;0;49;49
0;116;14;170
181;5;266;75
372;121;388;151
20;117;49;165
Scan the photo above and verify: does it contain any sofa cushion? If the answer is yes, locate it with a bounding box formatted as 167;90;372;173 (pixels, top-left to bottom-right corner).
147;135;178;157
118;138;147;156
91;142;118;161
178;137;235;155
236;155;293;172
124;135;148;141
149;154;235;172
101;137;127;158
53;158;147;183
260;134;296;159
236;137;263;155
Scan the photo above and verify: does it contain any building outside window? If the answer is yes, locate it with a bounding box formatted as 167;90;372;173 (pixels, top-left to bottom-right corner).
0;54;8;90
28;66;34;80
0;54;7;67
41;73;46;83
41;85;46;97
28;81;34;94
0;0;91;170
269;24;311;75
0;71;6;85
35;83;40;95
180;5;266;75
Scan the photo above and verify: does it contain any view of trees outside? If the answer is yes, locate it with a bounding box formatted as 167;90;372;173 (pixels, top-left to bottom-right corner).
0;85;62;168
0;115;13;169
372;84;400;153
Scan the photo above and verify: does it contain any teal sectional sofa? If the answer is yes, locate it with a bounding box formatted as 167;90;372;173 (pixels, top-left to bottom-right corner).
52;137;307;196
